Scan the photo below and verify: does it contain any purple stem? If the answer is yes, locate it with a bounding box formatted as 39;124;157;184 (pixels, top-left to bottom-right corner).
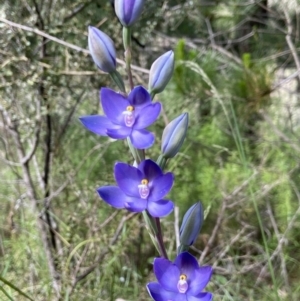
155;217;168;259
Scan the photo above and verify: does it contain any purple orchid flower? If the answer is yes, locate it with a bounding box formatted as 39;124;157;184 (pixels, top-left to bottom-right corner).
80;86;161;149
147;252;213;301
98;159;174;217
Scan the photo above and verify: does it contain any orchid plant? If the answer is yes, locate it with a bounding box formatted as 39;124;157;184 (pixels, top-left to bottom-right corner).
80;1;213;300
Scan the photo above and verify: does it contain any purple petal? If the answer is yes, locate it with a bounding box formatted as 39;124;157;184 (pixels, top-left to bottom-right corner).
125;199;147;212
114;162;143;197
153;258;179;292
187;293;213;301
134;102;161;129
174;252;199;280
106;126;131;139
149;172;174;202
101;88;129;125
147;200;174;217
138;159;162;181
97;186;132;209
147;283;183;301
188;266;213;295
130;129;154;149
128;86;152;107
79;115;112;136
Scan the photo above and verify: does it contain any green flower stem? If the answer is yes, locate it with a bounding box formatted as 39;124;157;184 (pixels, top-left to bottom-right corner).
156;154;167;171
110;70;126;93
123;27;134;90
177;244;189;254
141;211;169;259
127;137;145;164
150;90;156;100
122;26;131;50
142;210;160;253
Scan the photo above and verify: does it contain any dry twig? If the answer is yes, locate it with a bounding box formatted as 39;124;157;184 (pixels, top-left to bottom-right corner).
0;17;149;75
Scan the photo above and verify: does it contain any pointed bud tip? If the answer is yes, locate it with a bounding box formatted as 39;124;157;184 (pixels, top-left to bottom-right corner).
149;50;175;94
161;113;188;159
88;26;116;73
179;202;204;246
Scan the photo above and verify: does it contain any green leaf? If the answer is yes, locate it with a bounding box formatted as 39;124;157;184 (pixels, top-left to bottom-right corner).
0;275;34;301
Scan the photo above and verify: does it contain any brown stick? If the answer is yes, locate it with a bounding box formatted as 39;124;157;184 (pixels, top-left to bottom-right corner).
0;105;61;297
0;17;149;74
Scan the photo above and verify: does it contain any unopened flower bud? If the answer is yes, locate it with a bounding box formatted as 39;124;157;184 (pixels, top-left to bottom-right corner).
149;50;175;95
179;202;204;250
161;113;188;159
115;0;145;27
88;26;116;73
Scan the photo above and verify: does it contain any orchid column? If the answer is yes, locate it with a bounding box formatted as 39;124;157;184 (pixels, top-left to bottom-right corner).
79;0;213;300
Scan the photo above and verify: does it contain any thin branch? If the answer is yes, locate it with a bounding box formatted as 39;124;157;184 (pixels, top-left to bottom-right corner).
210;44;243;65
0;17;149;74
270;68;300;91
213;227;247;269
199;171;258;264
259;109;300;153
254;47;300;62
21;127;40;164
256;179;300;286
199;193;227;264
96;211;119;231
0;104;60;296
21;98;41;165
68;212;136;295
265;200;290;289
42;141;111;210
205;18;215;45
283;6;300;82
53;87;85;151
63;0;93;23
154;30;243;65
31;0;44;30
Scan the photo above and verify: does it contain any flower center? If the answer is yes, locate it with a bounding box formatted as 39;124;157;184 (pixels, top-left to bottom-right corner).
123;106;135;127
177;274;188;294
138;179;149;199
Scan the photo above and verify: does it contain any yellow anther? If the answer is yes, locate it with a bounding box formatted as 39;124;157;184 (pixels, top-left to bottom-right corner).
180;274;187;281
141;179;149;185
126;105;134;112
